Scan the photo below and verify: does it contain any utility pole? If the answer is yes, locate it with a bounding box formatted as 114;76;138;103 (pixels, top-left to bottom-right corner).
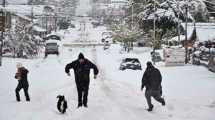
153;0;156;65
31;4;34;39
131;2;134;30
153;0;156;52
185;2;188;64
54;13;57;32
130;1;144;29
177;1;180;43
0;0;5;67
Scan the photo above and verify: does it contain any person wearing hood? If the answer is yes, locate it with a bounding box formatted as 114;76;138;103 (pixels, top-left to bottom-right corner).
141;61;165;111
65;53;99;108
15;62;30;102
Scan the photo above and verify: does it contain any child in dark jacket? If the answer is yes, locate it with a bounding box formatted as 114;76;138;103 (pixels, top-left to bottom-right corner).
15;63;30;102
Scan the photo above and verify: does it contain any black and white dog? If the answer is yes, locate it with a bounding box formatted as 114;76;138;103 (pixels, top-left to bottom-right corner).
57;95;68;114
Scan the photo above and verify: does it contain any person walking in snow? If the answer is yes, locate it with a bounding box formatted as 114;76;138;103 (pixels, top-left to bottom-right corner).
141;61;165;111
15;63;30;102
65;53;99;108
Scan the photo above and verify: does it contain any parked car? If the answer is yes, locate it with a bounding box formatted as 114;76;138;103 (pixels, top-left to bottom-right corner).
103;41;110;50
70;24;75;28
101;31;112;43
45;41;59;57
151;51;162;62
92;20;101;28
192;51;201;65
119;58;142;70
137;40;146;47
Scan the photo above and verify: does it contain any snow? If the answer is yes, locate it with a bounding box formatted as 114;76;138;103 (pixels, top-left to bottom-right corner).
15;13;32;21
168;35;185;42
33;26;46;32
3;0;27;4
0;5;54;16
0;18;215;120
147;8;176;20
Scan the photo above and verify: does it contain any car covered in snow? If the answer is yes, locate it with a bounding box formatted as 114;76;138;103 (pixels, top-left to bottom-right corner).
151;51;162;63
103;41;111;50
45;40;59;57
101;31;112;43
192;51;201;65
119;58;142;70
44;34;61;41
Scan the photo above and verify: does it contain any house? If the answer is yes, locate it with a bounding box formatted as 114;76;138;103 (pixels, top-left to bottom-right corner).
108;0;129;16
0;9;11;31
0;5;56;34
204;0;215;18
179;23;215;47
32;24;47;38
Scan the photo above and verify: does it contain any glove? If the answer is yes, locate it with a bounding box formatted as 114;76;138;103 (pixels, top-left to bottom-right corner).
141;85;144;91
67;73;71;76
94;75;97;79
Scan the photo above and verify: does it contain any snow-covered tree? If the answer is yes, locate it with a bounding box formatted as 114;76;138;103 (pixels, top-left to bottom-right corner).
110;23;143;52
4;23;40;58
28;0;45;5
179;0;209;22
136;0;198;49
123;0;208;49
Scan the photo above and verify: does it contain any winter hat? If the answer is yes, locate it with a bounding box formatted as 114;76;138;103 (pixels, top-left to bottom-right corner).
16;62;23;68
146;61;153;67
78;53;85;60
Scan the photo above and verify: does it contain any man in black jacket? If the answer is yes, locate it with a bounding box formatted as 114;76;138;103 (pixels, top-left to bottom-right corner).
141;61;165;111
65;53;99;108
15;63;30;102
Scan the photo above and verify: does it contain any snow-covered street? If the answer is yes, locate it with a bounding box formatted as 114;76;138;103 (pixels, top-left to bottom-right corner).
1;20;215;120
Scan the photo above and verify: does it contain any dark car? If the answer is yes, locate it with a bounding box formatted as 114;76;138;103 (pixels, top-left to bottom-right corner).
119;58;142;70
151;51;162;62
45;42;59;57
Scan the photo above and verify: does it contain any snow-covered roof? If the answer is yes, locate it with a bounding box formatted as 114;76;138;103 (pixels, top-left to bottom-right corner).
15;13;32;21
111;0;128;3
0;5;55;16
0;0;27;4
147;8;177;21
33;26;46;32
110;0;129;8
181;23;215;42
169;35;185;42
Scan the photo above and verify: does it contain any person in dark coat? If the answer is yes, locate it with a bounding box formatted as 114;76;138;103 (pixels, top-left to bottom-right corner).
65;53;99;108
141;61;165;111
15;63;30;102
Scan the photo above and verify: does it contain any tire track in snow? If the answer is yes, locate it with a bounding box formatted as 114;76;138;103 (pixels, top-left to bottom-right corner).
92;47;145;120
22;48;79;119
94;47;174;120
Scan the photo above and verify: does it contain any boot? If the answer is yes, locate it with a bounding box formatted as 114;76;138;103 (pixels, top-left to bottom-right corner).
147;105;154;112
161;100;166;106
83;103;88;108
26;98;30;102
16;98;20;102
77;103;82;108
